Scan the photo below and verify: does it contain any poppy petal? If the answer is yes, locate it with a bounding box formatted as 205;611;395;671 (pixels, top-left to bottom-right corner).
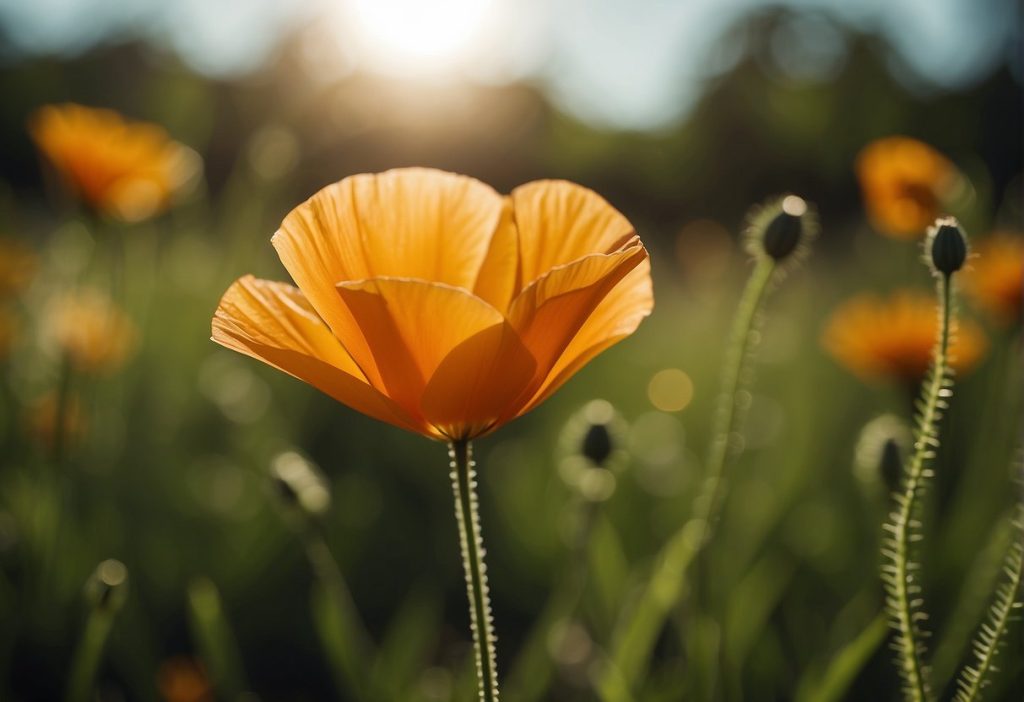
519;259;653;414
335;277;536;439
510;179;637;287
506;240;648;415
212;275;422;434
470;199;520;312
273;169;508;382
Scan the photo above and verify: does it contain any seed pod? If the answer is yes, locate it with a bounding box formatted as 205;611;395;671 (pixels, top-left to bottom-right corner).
927;217;968;275
581;422;614;467
745;194;818;264
854;414;911;496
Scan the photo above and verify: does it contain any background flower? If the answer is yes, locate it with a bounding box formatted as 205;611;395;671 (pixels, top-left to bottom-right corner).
856;136;962;239
30;103;200;222
46;289;138;374
822;289;987;383
963;232;1023;325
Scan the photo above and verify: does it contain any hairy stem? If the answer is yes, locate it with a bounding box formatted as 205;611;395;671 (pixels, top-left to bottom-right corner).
882;275;954;702
699;256;776;543
953;501;1024;702
450;440;499;702
598;257;776;696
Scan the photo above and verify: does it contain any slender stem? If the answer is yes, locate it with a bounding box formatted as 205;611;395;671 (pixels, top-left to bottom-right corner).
953;501;1024;702
699;256;776;543
450;440;499;702
883;275;953;702
302;523;379;702
599;258;776;696
65;604;117;702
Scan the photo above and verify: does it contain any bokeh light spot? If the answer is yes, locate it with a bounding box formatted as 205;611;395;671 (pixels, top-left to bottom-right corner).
647;368;694;412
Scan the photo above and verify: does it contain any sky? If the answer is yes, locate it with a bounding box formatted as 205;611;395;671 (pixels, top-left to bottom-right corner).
0;0;1018;130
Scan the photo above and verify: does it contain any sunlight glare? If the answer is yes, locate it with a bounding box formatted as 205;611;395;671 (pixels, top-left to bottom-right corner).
343;0;496;74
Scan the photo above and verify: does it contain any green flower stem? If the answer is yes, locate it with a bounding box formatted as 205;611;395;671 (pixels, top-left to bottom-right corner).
302;523;380;702
450;440;499;702
599;257;776;696
699;255;776;544
953;501;1024;702
65;587;123;702
883;274;954;702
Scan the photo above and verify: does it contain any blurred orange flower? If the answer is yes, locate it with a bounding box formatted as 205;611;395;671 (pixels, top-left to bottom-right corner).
47;289;137;374
157;657;213;702
0;238;37;297
213;168;652;440
822;290;987;383
26;391;86;447
856;136;961;239
29;103;199;222
963;232;1023;325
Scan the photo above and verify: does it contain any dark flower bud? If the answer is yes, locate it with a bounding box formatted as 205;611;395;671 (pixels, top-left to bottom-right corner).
762;197;806;260
559;400;627;502
746;194;818;263
927;217;968;275
581;421;614;467
854;414;911;497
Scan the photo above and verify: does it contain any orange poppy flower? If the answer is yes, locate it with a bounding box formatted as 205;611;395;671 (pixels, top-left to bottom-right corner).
856;137;961;239
212;168;652;441
46;289;137;374
822;290;987;383
963;232;1023;325
29;103;199;222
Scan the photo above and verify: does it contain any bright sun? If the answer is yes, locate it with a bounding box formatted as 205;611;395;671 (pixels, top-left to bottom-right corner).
343;0;497;74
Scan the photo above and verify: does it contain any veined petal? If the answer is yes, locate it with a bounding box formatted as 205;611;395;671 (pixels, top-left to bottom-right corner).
519;259;653;414
505;241;648;417
273;169;508;380
335;278;535;439
510;180;637;287
471;199;520;312
211;276;422;434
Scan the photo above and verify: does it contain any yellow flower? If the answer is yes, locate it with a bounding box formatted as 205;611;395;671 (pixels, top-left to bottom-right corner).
822;290;987;383
29;103;198;222
47;289;137;374
963;232;1023;325
856;136;961;239
0;238;37;297
213;168;653;440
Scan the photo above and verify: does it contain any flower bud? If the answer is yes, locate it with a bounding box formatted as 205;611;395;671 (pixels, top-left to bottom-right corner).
927;217;968;276
558;400;628;502
581;422;613;467
854;414;911;496
746;194;818;263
